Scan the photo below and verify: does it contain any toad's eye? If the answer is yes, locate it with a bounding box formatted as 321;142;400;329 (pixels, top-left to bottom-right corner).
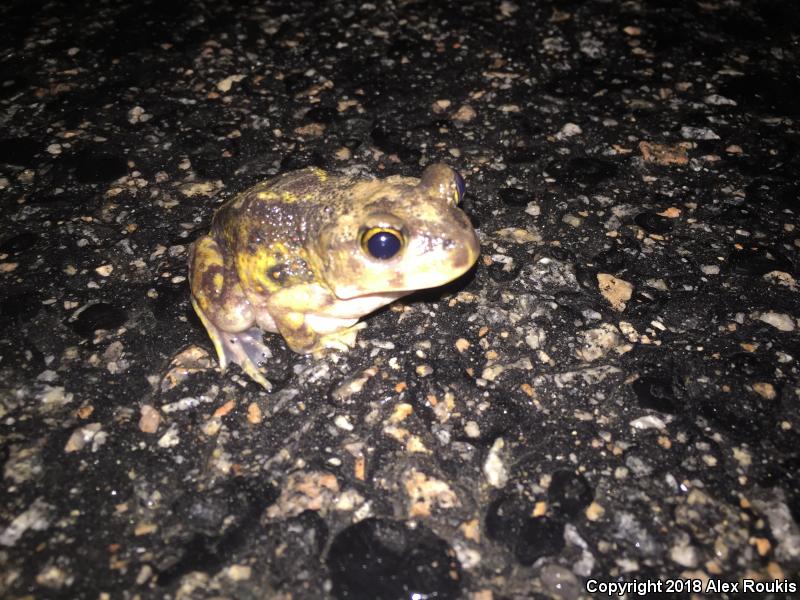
361;227;403;260
453;170;466;205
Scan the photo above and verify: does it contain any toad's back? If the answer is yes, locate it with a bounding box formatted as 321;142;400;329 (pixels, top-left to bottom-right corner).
211;167;355;267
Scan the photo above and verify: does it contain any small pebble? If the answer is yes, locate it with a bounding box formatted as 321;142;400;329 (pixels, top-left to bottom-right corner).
757;311;794;332
138;405;161;433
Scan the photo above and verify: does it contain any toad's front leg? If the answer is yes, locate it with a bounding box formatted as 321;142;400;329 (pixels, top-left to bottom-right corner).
271;310;366;357
310;320;367;356
189;235;272;389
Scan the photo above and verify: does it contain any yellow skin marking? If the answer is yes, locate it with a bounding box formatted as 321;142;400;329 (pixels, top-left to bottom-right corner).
269;242;290;256
310;167;328;182
258;190;318;203
281;311;305;329
188;163;479;389
235;247;291;294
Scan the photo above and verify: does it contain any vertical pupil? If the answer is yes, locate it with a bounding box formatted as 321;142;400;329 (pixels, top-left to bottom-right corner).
367;231;401;259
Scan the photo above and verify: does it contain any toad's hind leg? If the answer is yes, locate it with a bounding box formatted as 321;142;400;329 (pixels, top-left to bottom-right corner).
190;299;273;390
189;236;273;390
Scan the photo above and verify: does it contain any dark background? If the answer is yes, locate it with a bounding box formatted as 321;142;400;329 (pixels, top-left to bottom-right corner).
1;1;798;598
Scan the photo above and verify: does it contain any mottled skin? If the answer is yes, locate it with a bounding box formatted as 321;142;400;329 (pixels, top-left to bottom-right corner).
189;163;480;388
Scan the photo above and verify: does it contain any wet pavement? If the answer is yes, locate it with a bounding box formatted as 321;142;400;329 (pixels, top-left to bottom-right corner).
1;0;799;598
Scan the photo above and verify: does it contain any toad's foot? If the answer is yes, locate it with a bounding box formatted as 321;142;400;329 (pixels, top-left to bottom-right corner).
219;327;273;390
311;322;367;357
192;298;272;390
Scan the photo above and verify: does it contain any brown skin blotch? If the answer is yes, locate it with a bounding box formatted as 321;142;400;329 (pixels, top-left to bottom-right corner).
389;272;406;288
452;212;474;233
363;198;395;213
246;227;265;253
449;246;471;271
200;265;225;295
188;243;207;274
346;255;363;273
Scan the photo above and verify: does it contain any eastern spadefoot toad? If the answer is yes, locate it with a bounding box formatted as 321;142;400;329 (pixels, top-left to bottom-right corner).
188;163;479;388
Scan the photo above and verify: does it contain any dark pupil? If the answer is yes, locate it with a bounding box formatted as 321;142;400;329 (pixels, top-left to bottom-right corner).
454;171;466;200
367;231;401;259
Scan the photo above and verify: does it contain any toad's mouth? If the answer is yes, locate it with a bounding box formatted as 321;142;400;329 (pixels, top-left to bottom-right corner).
330;267;471;302
322;289;410;320
331;288;409;303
